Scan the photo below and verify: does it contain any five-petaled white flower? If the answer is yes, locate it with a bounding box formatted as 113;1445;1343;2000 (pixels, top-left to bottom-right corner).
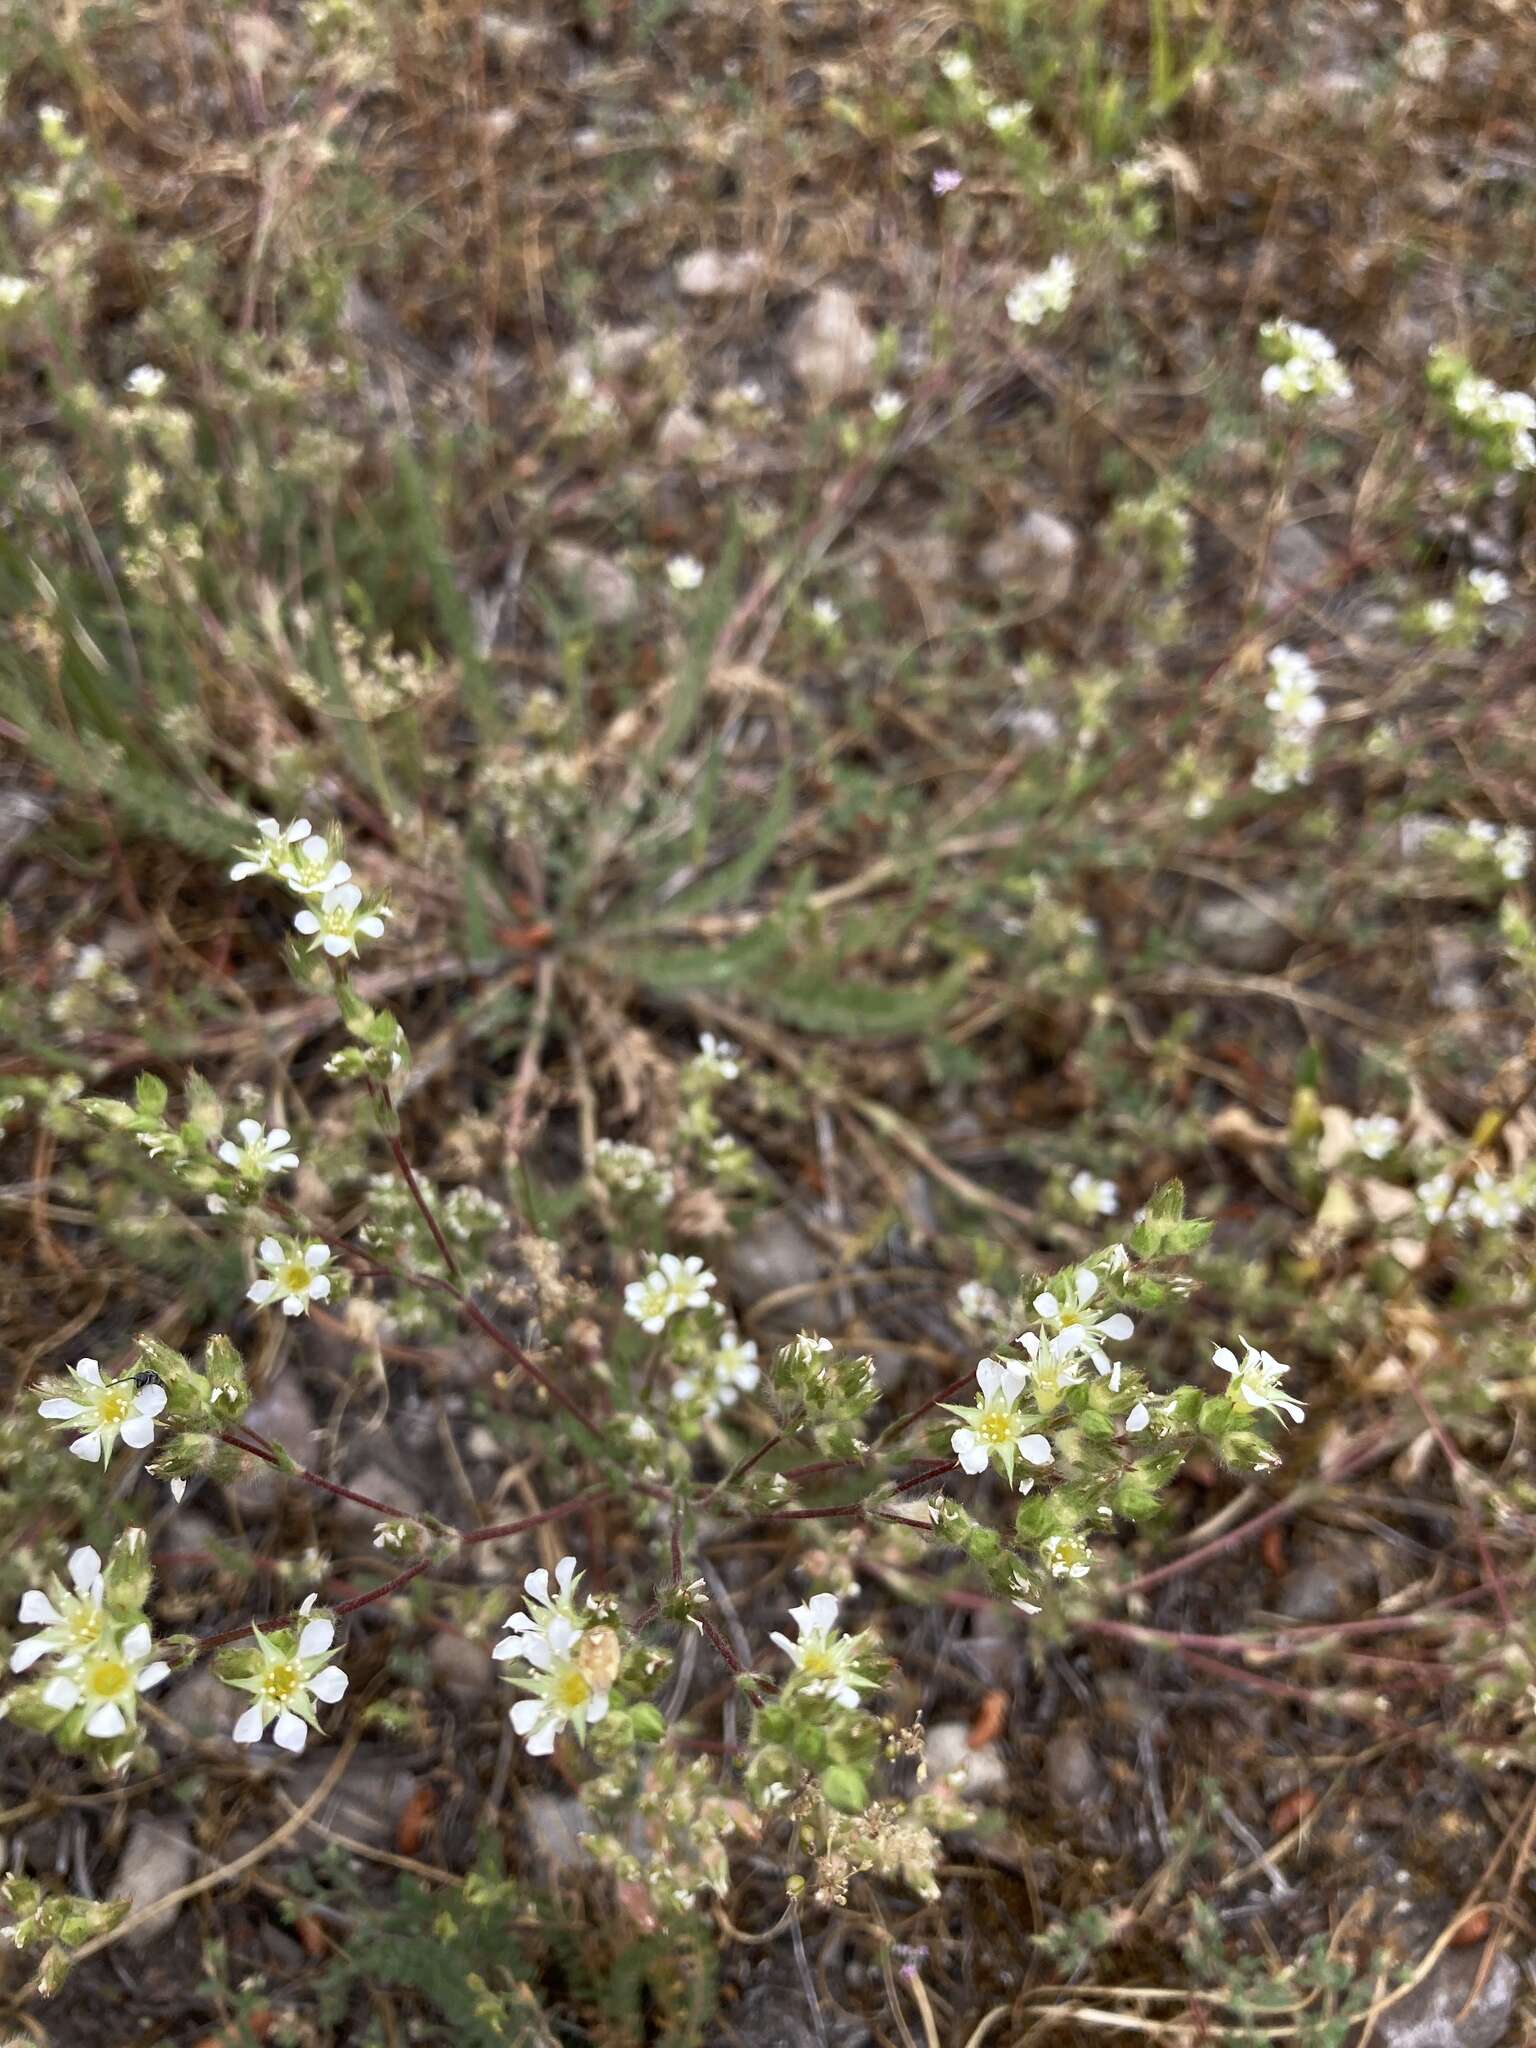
673;1330;761;1417
1030;1267;1134;1379
40;1621;170;1740
769;1592;872;1709
1462;1171;1523;1230
947;1359;1053;1486
218;1118;300;1180
1351;1114;1401;1162
956;1279;1006;1326
228;1596;348;1753
248;1236;333;1316
623;1252;716;1333
667;554;705;591
1068;1169;1118;1217
230;816;311;882
1212;1339;1306;1424
11;1546;106;1673
293;882;389;960
38;1358;166;1466
1265;646;1325;733
695;1032;740;1081
1039;1532;1092;1581
493;1557;613;1756
125;364;166;400
871;388;905;422
1006;254;1076;328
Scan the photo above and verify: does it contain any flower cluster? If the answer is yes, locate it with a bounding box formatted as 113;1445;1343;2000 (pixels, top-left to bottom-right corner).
1211;1340;1305;1425
229;815;390;961
593;1139;677;1208
494;1556;620;1756
1435;817;1533;885
1255;644;1325;794
1426;346;1536;472
1258;319;1353;407
1007;255;1077;329
10;1536;169;1748
1351;1114;1402;1162
1417;1167;1529;1233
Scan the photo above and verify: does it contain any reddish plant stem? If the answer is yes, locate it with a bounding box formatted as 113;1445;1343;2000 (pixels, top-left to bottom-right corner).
461;1488;608;1547
699;1616;746;1677
1396;1358;1514;1631
451;1292;603;1433
216;1432;427;1525
384;1120;462;1282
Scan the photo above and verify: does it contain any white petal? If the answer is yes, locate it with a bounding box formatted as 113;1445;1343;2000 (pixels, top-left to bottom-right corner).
281;1295;305;1316
1018;1434;1053;1467
136;1661;171;1692
805;1593;840;1632
217;1141;241;1165
135;1382;167;1416
554;1555;577;1592
545;1616;577;1656
1212;1347;1236;1373
1125;1402;1150;1433
304;1243;329;1269
491;1637;519;1661
1033;1291;1059;1319
38;1398;84;1420
247;1280;276;1305
306;1274;331;1299
298;1618;334;1659
19;1591;61;1626
1099;1313;1134;1343
121;1622;151;1662
232;1704;265;1744
321;935;351;958
518;1636;554;1671
523;1568;550;1604
120;1414;156;1450
509;1698;543;1734
293;911;320;935
524;1720;557;1755
975;1359;1005;1399
768;1633;795;1658
1074;1268;1100;1306
268;1128;290;1148
84;1701;127;1739
42;1675;81;1710
259;1237;282;1261
170;1479;187;1503
584;1691;609;1725
955;1438;990;1475
75;1357;103;1385
238;1118;262;1144
10;1637;52;1672
273;1710;309;1752
308;1665;348;1703
69;1433;103;1463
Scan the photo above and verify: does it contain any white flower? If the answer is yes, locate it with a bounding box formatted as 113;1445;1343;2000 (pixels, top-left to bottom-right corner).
493;1558;612;1755
230;816;311;882
666;554;705;591
1462;1170;1523;1230
228;1596;348;1753
125;365;166;400
674;1330;760;1417
1350;1114;1401;1162
38;1358;166;1466
1030;1267;1134;1376
0;276;31;309
1258;320;1352;406
1264;646;1325;733
1212;1339;1305;1424
593;1139;675;1204
956;1280;1006;1326
695;1032;740;1081
1416;1171;1458;1224
1124;1401;1150;1434
11;1547;106;1673
293;881;389;960
1253;731;1315;794
229;817;350;895
1068;1169;1118;1217
217;1118;300;1179
946;1359;1053;1486
247;1236;333;1316
871;388;905;423
985;99;1031;134
1468;569;1510;607
931;168;963;197
810;595;842;631
1039;1532;1092;1581
623;1252;716;1333
1495;827;1532;882
1006;255;1077;328
938;50;973;83
40;1621;170;1740
1422;597;1456;636
769;1593;872;1708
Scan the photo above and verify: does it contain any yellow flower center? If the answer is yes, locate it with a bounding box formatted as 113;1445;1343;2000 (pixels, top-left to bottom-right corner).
799;1645;837;1678
85;1657;129;1700
65;1612;99;1651
264;1660;301;1705
99;1388;131;1426
279;1261;312;1295
976;1412;1014;1446
552;1667;592;1712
